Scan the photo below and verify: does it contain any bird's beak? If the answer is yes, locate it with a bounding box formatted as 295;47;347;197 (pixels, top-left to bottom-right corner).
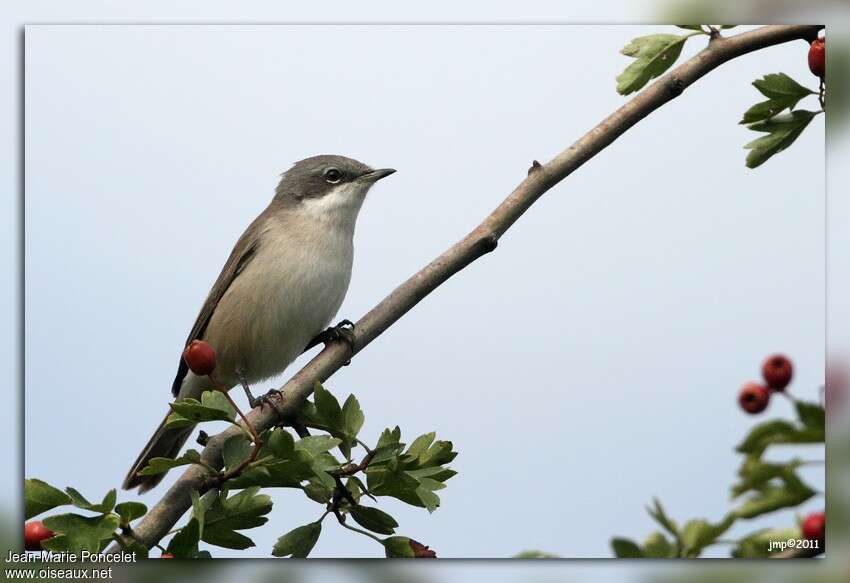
358;168;396;183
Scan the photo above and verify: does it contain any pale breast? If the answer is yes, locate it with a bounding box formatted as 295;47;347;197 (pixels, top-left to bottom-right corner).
203;218;354;385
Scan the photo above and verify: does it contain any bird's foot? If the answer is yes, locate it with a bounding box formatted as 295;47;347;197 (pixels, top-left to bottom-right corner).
315;319;356;363
249;389;284;413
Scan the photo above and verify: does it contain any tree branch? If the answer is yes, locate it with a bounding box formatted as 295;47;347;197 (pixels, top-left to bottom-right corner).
107;24;821;554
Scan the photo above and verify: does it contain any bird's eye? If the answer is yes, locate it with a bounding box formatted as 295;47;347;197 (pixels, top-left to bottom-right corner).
323;168;342;183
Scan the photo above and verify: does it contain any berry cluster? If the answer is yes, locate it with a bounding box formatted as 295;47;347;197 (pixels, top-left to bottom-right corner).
738;354;793;414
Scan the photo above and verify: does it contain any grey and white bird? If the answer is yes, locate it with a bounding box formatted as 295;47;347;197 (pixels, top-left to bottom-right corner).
123;155;395;493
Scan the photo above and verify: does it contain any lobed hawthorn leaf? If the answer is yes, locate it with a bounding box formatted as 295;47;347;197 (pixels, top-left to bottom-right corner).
611;537;645;558
734;474;816;519
740;73;815;124
41;513;120;554
65;487;117;515
295;435;342;456
735;418;824;457
298;384;365;459
25;478;72;519
680;514;736;557
744;109;818;168
795;400;825;431
616;33;691;95
349;505;399;535
166;517;201;558
114;502;147;525
139;449;203;476
752;73;815;102
732;526;800;558
272;522;321;558
200;486;272;550
169;395;235;425
731;457;801;498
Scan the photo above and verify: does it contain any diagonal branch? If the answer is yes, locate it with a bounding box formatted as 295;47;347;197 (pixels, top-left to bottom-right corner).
107;24;821;554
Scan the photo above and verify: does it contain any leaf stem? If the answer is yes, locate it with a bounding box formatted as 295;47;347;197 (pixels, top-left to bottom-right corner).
333;511;384;545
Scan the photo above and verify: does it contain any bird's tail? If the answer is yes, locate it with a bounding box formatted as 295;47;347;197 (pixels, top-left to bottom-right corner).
122;411;195;494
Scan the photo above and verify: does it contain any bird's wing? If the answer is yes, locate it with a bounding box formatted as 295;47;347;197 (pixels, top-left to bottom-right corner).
170;212;268;396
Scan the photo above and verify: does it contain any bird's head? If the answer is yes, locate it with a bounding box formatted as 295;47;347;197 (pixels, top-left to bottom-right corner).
274;155;395;224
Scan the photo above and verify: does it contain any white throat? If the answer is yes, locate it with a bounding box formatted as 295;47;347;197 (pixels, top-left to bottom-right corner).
299;181;370;233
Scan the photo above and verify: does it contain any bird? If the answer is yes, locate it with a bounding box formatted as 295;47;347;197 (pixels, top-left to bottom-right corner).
122;154;395;493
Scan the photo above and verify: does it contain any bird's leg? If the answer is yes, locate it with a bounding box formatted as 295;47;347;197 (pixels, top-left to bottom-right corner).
237;371;261;407
237;370;289;423
303;319;356;363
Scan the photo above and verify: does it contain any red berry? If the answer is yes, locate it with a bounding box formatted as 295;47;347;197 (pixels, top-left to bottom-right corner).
739;382;771;414
24;521;55;551
801;511;825;541
160;552;175;559
409;539;437;558
808;38;825;78
182;340;216;376
762;354;793;391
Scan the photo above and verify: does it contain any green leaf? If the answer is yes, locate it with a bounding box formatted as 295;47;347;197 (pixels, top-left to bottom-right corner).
272;523;322;558
611;537;645;558
169;394;235;424
203;527;255;550
680;515;736;557
25;479;72;519
740;73;816;124
114;502;147;525
731;457;800;498
732;527;800;558
642;531;675;558
303;480;333;504
752;73;815;102
267;428;295;460
676;25;704;31
795;400;825;430
341;394;365;444
512;550;560;558
138;449;203;476
616;34;690;95
41;513;120;554
405;432;436;459
191;490;213;540
65;488;116;514
349;505;399;535
736;419;824;457
383;536;414;558
744;110;818;168
166;517;200;558
314;383;342;426
222;435;252;472
734;482;816;519
646;498;679;538
201;390;237;417
295;435;342;456
201;486;273;550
